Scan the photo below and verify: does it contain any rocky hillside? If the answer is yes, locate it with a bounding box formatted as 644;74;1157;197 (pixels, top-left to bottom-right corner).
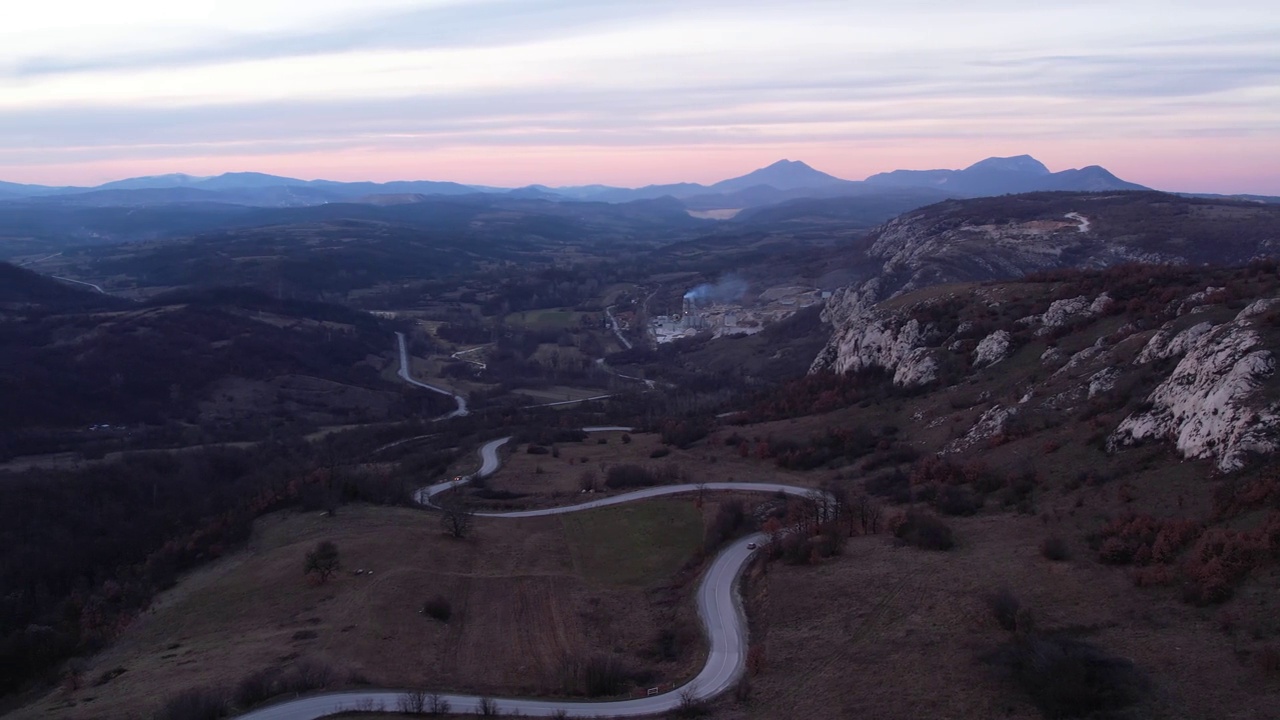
810;263;1280;474
815;192;1280;378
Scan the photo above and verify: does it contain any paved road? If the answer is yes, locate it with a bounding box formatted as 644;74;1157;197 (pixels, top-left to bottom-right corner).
235;433;820;719
522;393;615;409
395;332;468;419
51;274;106;294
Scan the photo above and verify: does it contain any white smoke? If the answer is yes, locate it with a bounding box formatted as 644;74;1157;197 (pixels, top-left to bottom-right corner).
683;275;748;306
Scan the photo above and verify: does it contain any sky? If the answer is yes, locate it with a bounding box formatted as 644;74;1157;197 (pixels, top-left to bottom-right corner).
1;0;1278;193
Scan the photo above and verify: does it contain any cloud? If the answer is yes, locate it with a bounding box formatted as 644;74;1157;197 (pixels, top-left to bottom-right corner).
0;1;1277;190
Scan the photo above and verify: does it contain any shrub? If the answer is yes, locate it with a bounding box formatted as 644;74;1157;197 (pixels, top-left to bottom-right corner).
578;653;632;691
934;485;981;516
423;595;452;622
891;510;955;551
649;448;670;459
984;634;1149;719
526;444;550;455
986;588;1021;632
605;464;659;489
1041;536;1070;561
864;467;911;504
154;686;229;720
281;660;334;694
233;668;281;709
303;540;340;583
1257;646;1280;679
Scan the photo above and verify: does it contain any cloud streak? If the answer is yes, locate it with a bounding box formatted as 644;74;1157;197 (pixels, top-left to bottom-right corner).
0;0;1277;192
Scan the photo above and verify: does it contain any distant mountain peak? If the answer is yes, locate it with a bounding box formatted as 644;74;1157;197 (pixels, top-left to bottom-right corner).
711;159;850;193
964;155;1051;175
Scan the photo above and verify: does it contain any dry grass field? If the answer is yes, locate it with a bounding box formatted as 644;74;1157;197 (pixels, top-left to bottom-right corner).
13;500;707;720
463;430;822;512
712;513;1280;720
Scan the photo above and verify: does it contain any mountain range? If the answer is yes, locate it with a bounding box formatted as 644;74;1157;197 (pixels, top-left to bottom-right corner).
0;155;1150;211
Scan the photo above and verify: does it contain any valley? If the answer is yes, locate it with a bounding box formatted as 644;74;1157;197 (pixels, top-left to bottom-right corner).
3;167;1280;720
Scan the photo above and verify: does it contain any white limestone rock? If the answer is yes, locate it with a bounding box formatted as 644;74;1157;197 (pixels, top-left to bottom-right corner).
1135;321;1214;364
1177;286;1225;315
812;312;939;387
973;330;1012;367
1237;298;1280;321
1041;347;1066;366
1110;308;1280;471
1036;296;1091;335
945;405;1018;454
1088;367;1120;399
1053;345;1105;379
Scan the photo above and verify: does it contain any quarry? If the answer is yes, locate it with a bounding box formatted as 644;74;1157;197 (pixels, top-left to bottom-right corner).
651;283;829;344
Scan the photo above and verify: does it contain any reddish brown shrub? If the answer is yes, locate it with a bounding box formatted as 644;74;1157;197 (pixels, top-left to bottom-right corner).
1131;566;1176;588
1181;527;1270;605
1257;646;1280;679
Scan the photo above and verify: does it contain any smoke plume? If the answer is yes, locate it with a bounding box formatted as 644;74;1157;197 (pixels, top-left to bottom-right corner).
683;275;748;305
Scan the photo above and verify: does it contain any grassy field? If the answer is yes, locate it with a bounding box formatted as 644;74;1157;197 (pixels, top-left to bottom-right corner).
561;500;704;587
709;512;1280;720
14;503;708;720
510;385;607;405
504;309;582;331
459;430;823;512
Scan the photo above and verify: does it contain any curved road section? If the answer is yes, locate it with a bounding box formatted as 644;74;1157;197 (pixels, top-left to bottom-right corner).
395;332;468;419
238;434;819;719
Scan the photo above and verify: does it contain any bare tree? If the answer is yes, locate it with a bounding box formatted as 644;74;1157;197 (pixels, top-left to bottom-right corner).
806;489;830;529
476;696;499;716
675;684;707;717
428;692;451;715
304;540;340;583
856;494;884;535
399;690;428;713
441;507;474;539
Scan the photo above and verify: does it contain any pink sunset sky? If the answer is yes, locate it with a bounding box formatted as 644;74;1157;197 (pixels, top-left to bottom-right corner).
3;0;1278;194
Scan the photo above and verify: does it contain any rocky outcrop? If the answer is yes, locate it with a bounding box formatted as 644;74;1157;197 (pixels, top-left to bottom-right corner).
1135;322;1214;364
812;193;1280;383
1019;293;1111;336
1110;301;1280;471
973;330;1012;367
811;312;940;386
1088;367;1120;399
945;405;1018;454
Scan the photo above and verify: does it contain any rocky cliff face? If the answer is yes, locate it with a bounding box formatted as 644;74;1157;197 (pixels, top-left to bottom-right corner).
814;193;1280;392
808;260;1280;472
1110;300;1280;471
814;193;1280;378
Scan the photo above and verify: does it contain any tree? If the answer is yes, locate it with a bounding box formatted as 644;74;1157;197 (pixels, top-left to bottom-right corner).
304;541;340;583
441;507;474;539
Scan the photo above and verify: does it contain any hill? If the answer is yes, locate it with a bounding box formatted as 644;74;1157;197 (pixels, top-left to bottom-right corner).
0;286;453;459
815;192;1280;376
0;263;122;312
864;154;1148;196
0;155;1149;215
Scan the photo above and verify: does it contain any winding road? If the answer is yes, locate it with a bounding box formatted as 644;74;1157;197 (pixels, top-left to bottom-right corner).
51;274;106;294
396;332;468;419
236;433;822;719
1065;212;1091;233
